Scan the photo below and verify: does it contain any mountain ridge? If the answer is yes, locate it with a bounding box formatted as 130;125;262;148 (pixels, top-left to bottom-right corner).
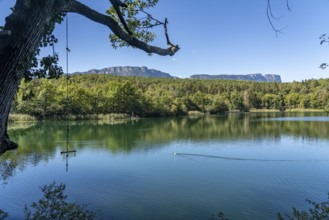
72;66;173;78
72;66;282;82
190;73;282;82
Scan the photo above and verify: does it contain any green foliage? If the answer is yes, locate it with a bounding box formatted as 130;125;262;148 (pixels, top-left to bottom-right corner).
278;194;329;220
110;80;142;113
24;13;65;81
209;212;229;220
209;95;229;114
12;75;329;117
324;103;329;115
0;209;8;220
319;33;329;74
210;194;329;220
24;182;96;220
107;0;160;49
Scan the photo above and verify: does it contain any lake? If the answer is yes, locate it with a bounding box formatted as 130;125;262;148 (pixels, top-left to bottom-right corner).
1;112;329;219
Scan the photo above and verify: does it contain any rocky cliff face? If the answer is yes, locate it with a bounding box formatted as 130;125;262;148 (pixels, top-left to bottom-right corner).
73;66;282;82
190;73;282;82
73;66;173;78
263;74;282;82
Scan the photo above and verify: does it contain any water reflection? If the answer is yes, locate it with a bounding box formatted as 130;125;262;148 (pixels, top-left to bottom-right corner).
1;112;329;184
1;113;329;219
0;158;17;185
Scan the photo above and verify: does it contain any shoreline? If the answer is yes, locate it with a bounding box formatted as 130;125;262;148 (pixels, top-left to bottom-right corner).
249;108;325;113
9;109;326;122
8;113;133;122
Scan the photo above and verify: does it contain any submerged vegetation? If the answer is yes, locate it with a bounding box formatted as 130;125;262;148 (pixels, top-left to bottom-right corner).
11;74;329;119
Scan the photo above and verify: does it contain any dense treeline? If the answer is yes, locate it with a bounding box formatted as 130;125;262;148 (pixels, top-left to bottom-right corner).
11;74;329;118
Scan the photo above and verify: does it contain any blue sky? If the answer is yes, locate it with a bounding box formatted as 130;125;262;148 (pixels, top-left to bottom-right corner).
1;0;329;82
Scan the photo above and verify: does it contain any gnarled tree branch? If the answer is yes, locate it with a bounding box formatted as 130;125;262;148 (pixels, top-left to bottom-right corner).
68;0;179;56
267;0;290;36
109;0;133;35
267;0;287;36
164;18;178;51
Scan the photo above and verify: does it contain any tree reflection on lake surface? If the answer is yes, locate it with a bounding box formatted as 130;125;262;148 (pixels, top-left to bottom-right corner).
1;112;329;219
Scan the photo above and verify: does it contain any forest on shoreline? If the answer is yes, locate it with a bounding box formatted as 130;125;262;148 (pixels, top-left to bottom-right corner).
10;74;329;120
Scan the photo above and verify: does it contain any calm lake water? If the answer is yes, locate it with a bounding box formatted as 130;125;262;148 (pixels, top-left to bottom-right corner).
1;112;329;219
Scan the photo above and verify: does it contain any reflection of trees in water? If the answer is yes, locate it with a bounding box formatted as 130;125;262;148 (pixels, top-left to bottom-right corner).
9;114;329;154
0;182;96;220
211;194;329;220
0;159;16;185
1;113;329;183
24;182;96;220
0;150;50;185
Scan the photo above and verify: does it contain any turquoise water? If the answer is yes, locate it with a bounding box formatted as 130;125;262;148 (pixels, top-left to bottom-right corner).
1;113;329;219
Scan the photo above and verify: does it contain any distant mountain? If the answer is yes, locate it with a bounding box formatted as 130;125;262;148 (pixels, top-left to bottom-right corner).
72;66;173;78
73;66;282;82
190;73;282;82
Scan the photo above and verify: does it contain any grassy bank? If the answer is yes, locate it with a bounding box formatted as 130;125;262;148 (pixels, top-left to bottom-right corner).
9;113;132;122
9;109;327;122
9;114;37;122
249;109;280;113
249;108;325;113
283;108;325;112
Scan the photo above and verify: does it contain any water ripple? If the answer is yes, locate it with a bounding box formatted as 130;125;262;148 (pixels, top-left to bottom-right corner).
173;152;329;162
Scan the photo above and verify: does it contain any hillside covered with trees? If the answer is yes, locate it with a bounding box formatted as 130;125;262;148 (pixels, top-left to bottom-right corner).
11;74;329;118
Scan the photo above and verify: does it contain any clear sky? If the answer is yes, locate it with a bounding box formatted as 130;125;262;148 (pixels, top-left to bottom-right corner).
1;0;329;82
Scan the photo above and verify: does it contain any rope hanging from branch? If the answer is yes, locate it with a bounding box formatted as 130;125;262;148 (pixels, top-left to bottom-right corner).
61;13;76;172
65;13;70;139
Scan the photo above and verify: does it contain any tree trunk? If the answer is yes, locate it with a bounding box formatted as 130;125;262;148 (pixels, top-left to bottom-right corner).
0;0;65;154
0;0;178;155
0;74;19;154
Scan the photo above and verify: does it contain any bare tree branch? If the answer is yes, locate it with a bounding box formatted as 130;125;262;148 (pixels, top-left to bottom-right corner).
68;0;179;56
164;18;178;51
135;22;162;31
132;9;178;50
137;9;164;26
132;9;173;42
286;0;292;12
267;0;289;36
267;0;284;20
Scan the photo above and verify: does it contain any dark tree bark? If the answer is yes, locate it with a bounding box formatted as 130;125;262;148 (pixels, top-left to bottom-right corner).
0;0;179;154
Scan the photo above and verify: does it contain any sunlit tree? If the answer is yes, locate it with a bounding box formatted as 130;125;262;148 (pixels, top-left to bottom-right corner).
0;0;179;154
